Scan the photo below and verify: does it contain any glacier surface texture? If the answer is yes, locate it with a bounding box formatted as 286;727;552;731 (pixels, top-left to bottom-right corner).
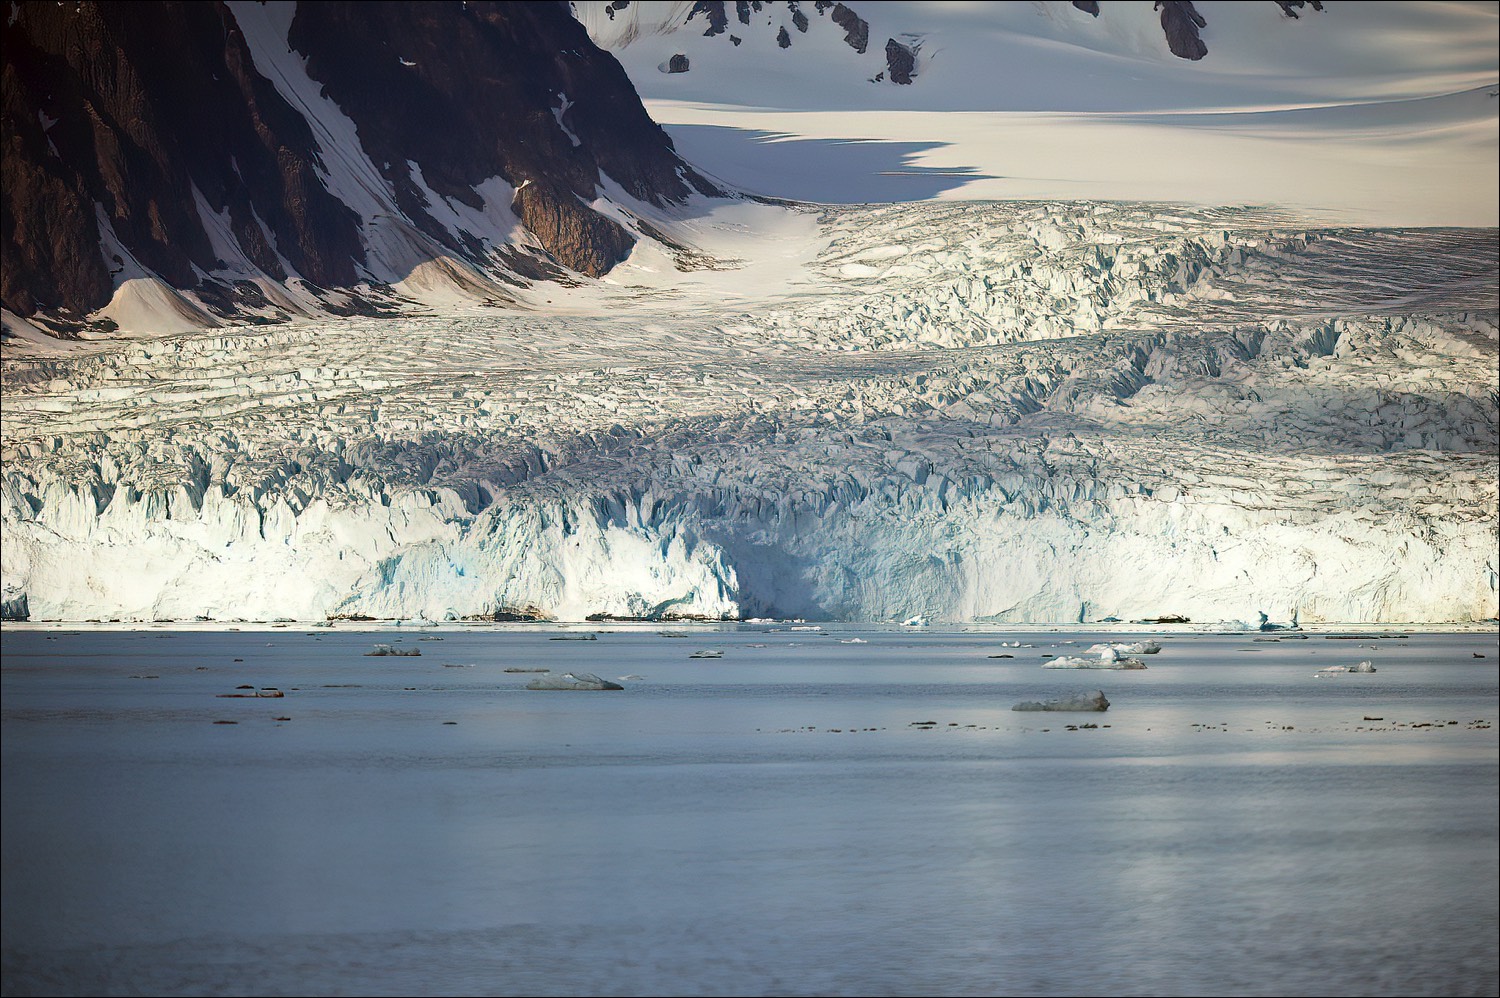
3;202;1496;623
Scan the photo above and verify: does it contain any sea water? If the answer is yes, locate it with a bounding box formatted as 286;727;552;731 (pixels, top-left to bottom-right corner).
2;624;1496;996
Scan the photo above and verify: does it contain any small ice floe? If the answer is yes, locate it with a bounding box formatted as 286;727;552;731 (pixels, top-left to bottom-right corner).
618;674;646;681
1012;690;1111;712
1044;650;1146;670
839;638;868;644
1086;641;1160;656
901;615;929;628
364;643;420;657
525;672;624;691
790;624;823;632
503;667;549;673
549;634;597;641
658;630;693;638
1258;612;1299;632
1316;660;1376;676
216;688;285;698
689;649;723;659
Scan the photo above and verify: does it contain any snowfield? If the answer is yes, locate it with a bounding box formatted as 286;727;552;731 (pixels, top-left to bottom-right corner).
4;200;1496;623
579;0;1500;226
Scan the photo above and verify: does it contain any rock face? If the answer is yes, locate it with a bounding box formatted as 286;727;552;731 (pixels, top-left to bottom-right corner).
1;1;718;328
828;4;869;54
884;38;917;85
1156;1;1209;61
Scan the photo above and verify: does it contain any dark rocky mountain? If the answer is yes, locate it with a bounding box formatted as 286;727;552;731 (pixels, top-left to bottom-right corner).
1073;1;1325;62
598;0;906;82
598;0;1324;88
2;1;720;331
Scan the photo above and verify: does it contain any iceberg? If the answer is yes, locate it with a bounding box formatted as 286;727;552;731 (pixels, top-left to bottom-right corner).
1012;690;1111;712
1316;660;1377;676
525;672;625;691
1085;641;1160;656
0;590;28;621
1044;654;1146;670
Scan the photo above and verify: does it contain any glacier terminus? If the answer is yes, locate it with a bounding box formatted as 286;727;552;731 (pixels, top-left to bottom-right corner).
4;200;1495;624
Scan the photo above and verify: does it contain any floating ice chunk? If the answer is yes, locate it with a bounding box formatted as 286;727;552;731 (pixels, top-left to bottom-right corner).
901;615;929;628
1086;641;1160;656
1012;690;1110;712
525;672;624;691
364;643;420;657
1044;655;1146;670
1258;612;1300;632
689;649;723;659
0;590;28;621
618;674;646;681
1317;660;1376;676
839;638;868;644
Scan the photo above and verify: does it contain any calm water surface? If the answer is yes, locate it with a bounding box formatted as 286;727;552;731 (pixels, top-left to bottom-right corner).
2;624;1496;996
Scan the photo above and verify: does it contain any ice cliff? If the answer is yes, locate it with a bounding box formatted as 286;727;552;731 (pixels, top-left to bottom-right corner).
2;202;1496;622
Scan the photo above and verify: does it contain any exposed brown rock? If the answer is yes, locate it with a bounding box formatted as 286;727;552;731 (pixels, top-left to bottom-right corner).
512;181;636;279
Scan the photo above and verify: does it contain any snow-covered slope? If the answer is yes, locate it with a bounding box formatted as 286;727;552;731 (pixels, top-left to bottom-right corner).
577;0;1500;225
4;200;1495;623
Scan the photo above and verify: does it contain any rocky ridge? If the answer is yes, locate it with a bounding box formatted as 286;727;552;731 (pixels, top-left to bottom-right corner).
1;1;718;331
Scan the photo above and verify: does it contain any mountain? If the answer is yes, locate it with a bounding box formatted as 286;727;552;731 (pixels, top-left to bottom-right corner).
577;0;1326;85
0;1;1495;624
1;0;718;333
577;0;1498;224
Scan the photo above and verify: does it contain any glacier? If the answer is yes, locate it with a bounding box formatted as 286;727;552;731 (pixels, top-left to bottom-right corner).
3;201;1496;623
